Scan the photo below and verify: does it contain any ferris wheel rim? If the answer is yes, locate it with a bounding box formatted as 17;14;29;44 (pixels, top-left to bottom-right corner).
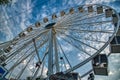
53;3;119;71
0;4;119;79
62;4;120;77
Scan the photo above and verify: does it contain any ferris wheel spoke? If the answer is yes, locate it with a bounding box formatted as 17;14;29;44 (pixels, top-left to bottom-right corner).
60;13;105;27
4;43;34;64
8;53;33;72
41;50;48;62
4;45;34;65
57;31;99;55
56;28;113;34
5;30;49;62
56;37;72;69
69;33;108;44
58;11;102;27
8;39;48;72
15;29;49;47
19;28;45;39
65;39;112;74
71;34;106;43
57;12;90;28
73;13;104;22
64;38;91;56
62;57;68;70
16;29;48;44
82;38;106;43
13;28;47;45
57;33;91;56
59;32;98;51
0;40;13;49
24;28;48;40
57;12;82;23
60;20;112;28
56;29;106;43
57;12;88;25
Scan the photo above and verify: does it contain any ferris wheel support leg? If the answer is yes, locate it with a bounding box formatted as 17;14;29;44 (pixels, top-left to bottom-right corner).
48;29;54;76
33;38;41;62
39;61;45;79
32;66;41;80
53;34;60;72
16;54;35;79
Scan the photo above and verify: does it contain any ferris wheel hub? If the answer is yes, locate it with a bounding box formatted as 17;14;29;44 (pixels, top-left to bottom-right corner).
45;23;56;29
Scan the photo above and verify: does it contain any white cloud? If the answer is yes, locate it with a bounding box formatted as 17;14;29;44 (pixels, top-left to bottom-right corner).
1;8;14;41
109;71;114;75
65;64;70;69
20;13;27;30
0;0;120;80
62;0;68;6
19;0;33;30
22;60;27;65
42;5;47;9
41;13;47;18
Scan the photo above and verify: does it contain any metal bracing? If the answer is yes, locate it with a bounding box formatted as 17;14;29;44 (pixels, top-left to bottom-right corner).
57;13;105;28
62;57;68;70
57;30;98;51
65;20;112;27
33;40;45;80
5;30;48;62
57;9;99;26
60;21;112;30
32;65;41;80
0;28;46;52
5;38;46;65
16;53;35;79
56;28;113;34
41;50;48;62
32;46;48;80
62;37;92;56
14;28;45;45
39;61;45;79
8;40;48;72
0;40;13;49
57;33;92;56
56;37;72;69
2;31;49;65
4;45;34;65
64;34;116;73
62;33;106;43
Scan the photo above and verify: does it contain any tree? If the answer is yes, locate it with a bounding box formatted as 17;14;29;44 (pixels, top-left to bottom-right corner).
0;0;12;5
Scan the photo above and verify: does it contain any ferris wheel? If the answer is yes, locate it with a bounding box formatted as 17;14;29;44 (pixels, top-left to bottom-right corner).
0;4;119;80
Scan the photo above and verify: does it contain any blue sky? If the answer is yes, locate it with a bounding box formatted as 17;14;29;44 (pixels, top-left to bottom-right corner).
0;0;120;80
0;0;120;42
